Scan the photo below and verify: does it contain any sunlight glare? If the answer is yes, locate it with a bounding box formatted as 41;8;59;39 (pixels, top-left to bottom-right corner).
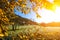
36;6;60;23
47;0;54;3
55;6;60;14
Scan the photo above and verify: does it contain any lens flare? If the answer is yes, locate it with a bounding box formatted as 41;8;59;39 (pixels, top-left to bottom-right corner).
47;0;54;3
36;6;60;23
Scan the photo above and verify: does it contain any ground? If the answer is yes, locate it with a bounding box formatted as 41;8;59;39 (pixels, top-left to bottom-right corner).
1;25;60;40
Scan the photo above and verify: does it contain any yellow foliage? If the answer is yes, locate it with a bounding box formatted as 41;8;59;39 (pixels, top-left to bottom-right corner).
0;34;4;37
0;9;2;12
0;27;2;33
4;32;8;36
0;0;60;37
21;4;26;8
36;13;41;18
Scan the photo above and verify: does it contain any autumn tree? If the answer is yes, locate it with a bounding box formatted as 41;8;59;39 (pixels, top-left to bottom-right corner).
0;0;60;36
0;0;58;25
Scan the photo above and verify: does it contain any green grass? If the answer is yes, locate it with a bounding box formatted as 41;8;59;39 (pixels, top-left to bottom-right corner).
2;25;60;40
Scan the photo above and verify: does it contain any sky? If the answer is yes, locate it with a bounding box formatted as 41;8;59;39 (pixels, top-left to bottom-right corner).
14;8;37;22
14;6;60;23
14;0;60;23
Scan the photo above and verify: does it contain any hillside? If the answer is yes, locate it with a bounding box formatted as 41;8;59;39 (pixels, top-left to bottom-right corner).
9;14;38;25
47;22;60;27
40;22;60;27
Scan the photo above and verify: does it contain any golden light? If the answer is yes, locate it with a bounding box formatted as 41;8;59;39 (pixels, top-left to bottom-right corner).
47;0;54;3
36;6;60;23
55;6;60;14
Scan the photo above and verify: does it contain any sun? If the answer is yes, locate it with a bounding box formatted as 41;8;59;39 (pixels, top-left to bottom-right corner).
55;6;60;14
36;6;60;23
